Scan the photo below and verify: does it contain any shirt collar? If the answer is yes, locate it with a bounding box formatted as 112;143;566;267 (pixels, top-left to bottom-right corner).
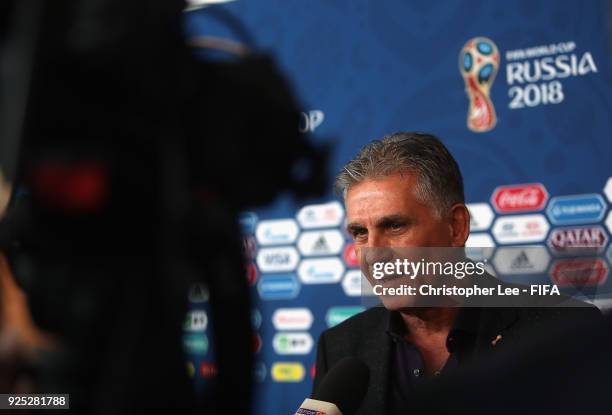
385;308;482;352
385;310;408;342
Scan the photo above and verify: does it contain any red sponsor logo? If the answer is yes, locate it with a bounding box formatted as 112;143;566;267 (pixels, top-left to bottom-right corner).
547;226;608;254
246;262;258;285
253;334;262;354
200;362;218;378
310;364;316;379
343;243;359;268
550;258;609;287
492;183;548;213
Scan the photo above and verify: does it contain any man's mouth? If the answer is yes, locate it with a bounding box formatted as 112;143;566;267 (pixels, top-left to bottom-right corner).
378;273;402;283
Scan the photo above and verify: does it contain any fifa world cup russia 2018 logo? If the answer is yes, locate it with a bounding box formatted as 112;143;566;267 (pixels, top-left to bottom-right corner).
459;37;500;133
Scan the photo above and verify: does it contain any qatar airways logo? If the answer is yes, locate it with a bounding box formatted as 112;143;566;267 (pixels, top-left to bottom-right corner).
506;41;597;109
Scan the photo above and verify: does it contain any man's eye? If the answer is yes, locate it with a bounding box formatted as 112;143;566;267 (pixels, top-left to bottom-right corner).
390;223;402;230
352;229;367;239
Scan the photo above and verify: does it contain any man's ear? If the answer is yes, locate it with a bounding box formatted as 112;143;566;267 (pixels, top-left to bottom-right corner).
448;203;470;247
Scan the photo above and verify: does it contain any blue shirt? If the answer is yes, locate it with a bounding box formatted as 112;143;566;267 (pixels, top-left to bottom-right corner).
386;308;481;411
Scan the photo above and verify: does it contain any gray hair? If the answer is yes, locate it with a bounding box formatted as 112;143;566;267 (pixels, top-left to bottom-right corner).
335;132;465;217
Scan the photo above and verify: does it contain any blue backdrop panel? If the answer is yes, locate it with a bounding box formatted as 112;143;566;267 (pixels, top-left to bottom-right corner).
183;1;612;413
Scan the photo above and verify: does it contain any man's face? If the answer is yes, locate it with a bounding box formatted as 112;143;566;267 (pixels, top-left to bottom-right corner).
346;172;457;248
345;172;469;309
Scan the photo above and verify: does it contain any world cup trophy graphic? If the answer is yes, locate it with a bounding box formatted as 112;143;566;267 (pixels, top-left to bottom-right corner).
459;37;500;132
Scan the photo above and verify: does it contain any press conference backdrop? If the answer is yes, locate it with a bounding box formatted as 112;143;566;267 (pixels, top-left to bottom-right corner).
181;1;612;413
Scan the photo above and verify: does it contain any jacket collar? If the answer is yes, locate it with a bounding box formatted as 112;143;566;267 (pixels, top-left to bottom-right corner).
361;287;521;413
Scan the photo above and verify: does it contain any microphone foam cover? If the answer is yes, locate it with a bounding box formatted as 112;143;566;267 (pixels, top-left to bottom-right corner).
313;356;370;415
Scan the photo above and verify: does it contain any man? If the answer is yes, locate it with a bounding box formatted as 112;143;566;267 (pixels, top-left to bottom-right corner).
312;132;601;414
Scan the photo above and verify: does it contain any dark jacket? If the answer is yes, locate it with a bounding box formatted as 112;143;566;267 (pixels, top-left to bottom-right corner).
312;279;602;415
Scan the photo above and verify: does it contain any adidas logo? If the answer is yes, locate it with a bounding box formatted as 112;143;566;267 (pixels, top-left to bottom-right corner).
510;251;533;270
312;235;330;253
188;284;209;303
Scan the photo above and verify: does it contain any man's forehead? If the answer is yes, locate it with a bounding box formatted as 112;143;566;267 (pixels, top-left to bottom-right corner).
345;197;416;228
346;172;418;198
344;173;420;224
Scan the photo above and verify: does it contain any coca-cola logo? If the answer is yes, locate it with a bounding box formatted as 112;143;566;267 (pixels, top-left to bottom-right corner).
253;334;262;354
343;243;359;268
492;183;549;213
246;262;258;285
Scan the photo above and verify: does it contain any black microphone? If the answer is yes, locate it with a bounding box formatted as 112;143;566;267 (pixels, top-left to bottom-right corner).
295;357;370;415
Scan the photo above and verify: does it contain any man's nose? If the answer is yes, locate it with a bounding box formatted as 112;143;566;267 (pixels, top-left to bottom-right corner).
360;231;394;270
365;230;390;249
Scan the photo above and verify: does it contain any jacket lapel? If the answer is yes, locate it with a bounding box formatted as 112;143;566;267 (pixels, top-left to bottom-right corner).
359;308;392;414
473;306;519;356
356;303;519;412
